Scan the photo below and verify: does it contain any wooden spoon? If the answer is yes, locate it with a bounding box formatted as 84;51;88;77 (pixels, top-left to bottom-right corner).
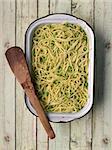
5;46;55;139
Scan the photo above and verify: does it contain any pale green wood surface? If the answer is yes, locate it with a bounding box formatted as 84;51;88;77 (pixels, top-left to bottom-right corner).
16;0;37;149
0;0;112;150
0;0;15;150
92;0;112;149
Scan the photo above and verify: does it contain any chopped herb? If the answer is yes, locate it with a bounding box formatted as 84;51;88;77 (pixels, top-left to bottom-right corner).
43;91;49;97
53;80;60;84
47;66;50;71
64;73;69;79
47;24;52;28
83;35;87;42
57;66;62;74
32;50;35;56
80;27;84;32
84;81;88;87
67;65;72;72
40;56;46;63
74;32;80;37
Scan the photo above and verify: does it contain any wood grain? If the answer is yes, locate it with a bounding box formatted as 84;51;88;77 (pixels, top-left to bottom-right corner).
71;0;93;150
50;0;71;14
92;0;112;149
16;0;37;149
0;0;15;149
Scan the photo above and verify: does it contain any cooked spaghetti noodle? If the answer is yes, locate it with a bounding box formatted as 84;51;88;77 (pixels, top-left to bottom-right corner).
32;23;89;112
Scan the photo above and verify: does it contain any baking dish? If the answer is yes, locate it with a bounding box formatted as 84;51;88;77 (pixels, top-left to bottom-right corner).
25;14;94;122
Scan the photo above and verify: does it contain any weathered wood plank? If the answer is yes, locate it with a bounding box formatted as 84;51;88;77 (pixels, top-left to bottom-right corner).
71;0;93;150
49;1;71;150
38;0;49;18
16;0;37;149
0;0;15;150
70;116;92;150
92;0;112;149
49;123;70;150
37;1;49;150
72;0;93;25
50;0;71;14
37;120;49;150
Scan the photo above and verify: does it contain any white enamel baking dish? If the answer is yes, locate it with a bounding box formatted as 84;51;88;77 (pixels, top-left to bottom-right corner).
25;14;94;122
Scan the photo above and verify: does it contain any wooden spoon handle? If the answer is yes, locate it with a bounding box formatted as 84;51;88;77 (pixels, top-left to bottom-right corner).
22;79;55;139
5;47;55;139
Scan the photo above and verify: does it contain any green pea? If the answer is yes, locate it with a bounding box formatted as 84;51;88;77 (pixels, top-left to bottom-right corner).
83;47;87;51
84;81;88;87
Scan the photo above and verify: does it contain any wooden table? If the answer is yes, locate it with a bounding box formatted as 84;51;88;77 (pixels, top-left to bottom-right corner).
0;0;112;149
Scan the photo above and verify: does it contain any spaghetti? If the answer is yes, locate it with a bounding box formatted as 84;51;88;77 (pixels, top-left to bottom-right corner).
32;23;89;112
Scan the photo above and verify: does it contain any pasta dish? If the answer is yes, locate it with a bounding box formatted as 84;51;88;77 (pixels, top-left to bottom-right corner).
32;23;89;112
